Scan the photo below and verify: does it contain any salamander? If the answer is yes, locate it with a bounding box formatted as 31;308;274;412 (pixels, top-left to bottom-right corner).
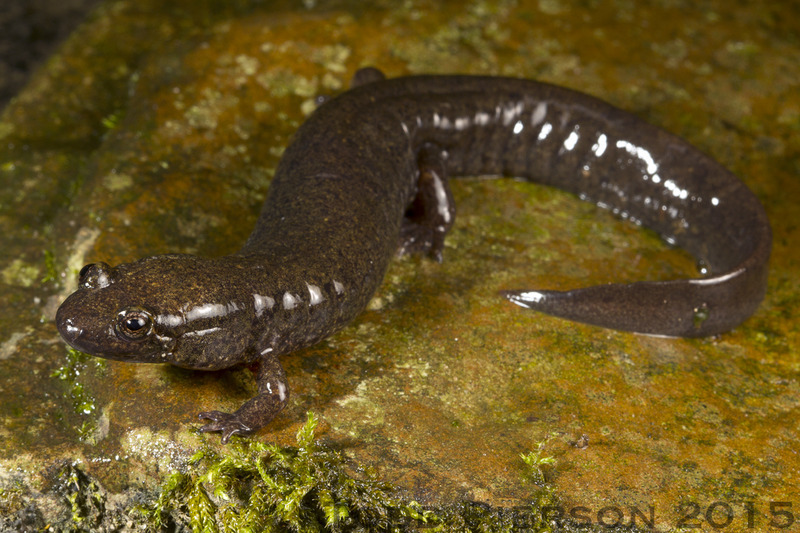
55;67;771;442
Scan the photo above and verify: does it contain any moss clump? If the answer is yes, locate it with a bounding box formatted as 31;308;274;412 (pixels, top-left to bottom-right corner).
0;414;621;531
141;413;438;532
60;463;107;529
0;486;25;517
141;414;570;532
41;249;58;284
521;434;558;486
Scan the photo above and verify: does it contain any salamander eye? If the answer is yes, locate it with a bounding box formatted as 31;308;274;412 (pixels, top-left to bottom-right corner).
115;308;154;341
78;262;113;289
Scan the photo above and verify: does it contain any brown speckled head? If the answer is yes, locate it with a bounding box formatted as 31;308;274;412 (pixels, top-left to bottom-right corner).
56;255;266;369
57;260;177;363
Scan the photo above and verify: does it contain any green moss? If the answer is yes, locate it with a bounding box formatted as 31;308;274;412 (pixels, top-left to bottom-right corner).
60;463;107;529
521;434;558;486
41;249;58;284
51;348;105;441
137;414;581;532
141;413;437;531
100;110;123;131
0;486;25;517
0;414;640;532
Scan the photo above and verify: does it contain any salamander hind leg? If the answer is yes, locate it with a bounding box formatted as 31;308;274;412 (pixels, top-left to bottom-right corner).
398;143;455;263
198;356;289;443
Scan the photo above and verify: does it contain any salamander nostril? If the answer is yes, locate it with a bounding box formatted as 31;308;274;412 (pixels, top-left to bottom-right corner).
56;314;80;342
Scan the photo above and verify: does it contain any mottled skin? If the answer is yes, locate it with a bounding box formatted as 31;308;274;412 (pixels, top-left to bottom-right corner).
56;68;771;442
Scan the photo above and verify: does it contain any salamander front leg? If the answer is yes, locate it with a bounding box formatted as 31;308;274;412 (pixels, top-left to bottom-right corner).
398;142;455;263
198;355;289;443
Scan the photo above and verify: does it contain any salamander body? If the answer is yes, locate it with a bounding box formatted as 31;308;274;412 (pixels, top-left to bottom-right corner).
56;68;771;441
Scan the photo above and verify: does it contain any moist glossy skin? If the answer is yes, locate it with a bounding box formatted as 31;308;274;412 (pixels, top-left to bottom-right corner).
55;68;771;442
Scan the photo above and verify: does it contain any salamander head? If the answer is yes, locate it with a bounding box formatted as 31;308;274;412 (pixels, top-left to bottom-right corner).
56;260;179;363
55;255;253;368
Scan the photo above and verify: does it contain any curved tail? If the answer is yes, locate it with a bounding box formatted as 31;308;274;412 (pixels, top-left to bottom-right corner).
503;230;770;337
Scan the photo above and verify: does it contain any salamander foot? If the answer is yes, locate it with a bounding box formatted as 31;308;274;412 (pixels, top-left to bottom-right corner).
198;411;252;444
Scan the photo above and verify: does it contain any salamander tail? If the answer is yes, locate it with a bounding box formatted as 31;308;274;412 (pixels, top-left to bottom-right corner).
501;275;760;338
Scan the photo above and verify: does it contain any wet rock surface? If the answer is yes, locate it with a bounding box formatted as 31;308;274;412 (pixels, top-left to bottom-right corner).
1;0;798;530
0;0;103;109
